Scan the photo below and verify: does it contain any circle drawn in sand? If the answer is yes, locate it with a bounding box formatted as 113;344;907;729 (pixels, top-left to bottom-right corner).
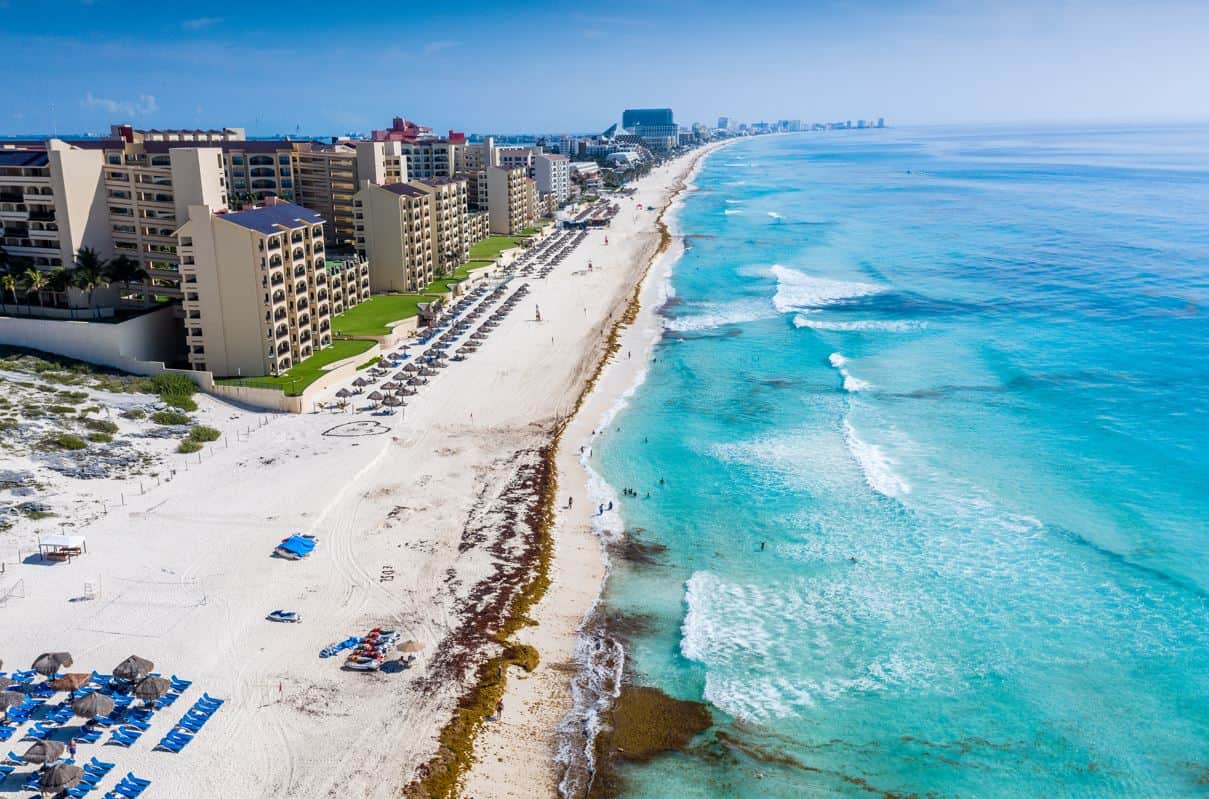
323;421;390;437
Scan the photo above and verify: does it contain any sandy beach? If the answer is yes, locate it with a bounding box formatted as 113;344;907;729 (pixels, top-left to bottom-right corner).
0;141;726;798
462;141;727;798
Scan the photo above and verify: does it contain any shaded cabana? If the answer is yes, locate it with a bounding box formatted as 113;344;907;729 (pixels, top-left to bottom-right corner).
334;388;352;399
367;391;384;402
37;535;87;562
0;690;26;720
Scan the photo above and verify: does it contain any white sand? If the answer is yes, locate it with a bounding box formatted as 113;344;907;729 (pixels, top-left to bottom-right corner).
0;145;725;798
462;141;730;799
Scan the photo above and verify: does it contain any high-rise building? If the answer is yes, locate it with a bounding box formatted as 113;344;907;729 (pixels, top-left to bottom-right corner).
486;166;532;235
533;153;570;204
0;141;110;273
176;200;332;377
409;177;471;276
622;108;678;151
353;182;435;293
717;116;730;131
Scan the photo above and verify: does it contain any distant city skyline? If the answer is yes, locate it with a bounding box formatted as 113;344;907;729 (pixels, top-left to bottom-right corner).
2;0;1207;136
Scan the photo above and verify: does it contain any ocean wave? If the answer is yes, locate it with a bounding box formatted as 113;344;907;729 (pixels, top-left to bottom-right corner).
723;209;744;215
767;211;782;220
828;352;872;392
795;315;925;332
843;420;910;497
725;199;744;204
771;264;883;314
663;299;776;332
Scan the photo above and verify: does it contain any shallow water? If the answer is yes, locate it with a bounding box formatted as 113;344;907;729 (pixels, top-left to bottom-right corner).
593;125;1209;797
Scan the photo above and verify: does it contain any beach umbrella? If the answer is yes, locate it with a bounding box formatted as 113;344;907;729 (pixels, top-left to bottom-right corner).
382;381;400;391
132;675;170;702
0;691;26;714
48;673;90;693
22;740;66;764
397;640;425;653
113;655;154;683
382;396;401;407
334;388;351;398
31;652;72;677
71;692;115;720
0;676;12;690
367;391;383;402
402;363;417;372
352;377;369;387
39;763;83;793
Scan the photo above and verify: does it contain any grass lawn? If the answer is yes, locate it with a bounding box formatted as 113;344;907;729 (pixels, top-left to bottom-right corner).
331;294;439;337
215;339;376;395
468;235;526;262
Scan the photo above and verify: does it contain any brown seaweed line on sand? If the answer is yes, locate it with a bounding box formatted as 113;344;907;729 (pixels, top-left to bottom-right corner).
404;145;725;799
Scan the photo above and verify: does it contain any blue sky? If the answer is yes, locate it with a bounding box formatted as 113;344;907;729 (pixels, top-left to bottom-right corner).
2;0;1208;136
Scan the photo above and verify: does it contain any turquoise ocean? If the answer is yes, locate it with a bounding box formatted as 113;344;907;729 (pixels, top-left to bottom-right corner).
589;126;1209;797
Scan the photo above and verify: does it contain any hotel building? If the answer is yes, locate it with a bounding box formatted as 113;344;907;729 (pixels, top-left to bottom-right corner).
410;177;471;275
486;166;532;235
353;182;435;293
0;141;110;272
176;200;333;377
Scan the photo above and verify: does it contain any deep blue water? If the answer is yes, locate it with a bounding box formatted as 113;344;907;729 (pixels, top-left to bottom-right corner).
593;125;1209;797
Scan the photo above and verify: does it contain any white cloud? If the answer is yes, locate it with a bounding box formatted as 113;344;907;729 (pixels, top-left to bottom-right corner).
182;17;222;31
82;92;158;117
422;40;459;55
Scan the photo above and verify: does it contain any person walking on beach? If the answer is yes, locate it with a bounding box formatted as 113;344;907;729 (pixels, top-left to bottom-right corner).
599;503;604;516
568;496;574;509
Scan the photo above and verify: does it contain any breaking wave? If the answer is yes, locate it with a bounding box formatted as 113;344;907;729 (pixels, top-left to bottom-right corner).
771;265;884;314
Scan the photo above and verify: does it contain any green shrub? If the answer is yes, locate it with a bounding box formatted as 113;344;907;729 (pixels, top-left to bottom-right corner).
47;433;88;450
151;410;190;426
47;405;76;414
121;408;146;420
188;425;221;443
151;373;198;410
177;439;203;454
83;418;119;434
87;432;113;443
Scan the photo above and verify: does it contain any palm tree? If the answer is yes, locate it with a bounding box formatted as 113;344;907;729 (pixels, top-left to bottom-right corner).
45;267;71;310
0;273;17;307
22;267;46;310
72;246;109;317
104;254;149;305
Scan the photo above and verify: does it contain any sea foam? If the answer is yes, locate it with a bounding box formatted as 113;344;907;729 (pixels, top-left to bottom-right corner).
663;299;776;332
843;420;910;497
795;315;924;332
828;352;872;392
771;265;883;314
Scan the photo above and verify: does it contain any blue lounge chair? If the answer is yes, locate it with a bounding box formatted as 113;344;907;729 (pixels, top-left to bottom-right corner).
168;676;192;692
90;756;116;770
0;726;13;742
0;763;14;776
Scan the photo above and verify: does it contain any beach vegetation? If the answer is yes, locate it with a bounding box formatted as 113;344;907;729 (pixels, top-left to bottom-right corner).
87;432;113;443
151;373;199;411
188;425;221;443
45;433;88;450
46;405;76;414
150;410;190;426
120;407;146;420
176;439;203;454
82;418;119;434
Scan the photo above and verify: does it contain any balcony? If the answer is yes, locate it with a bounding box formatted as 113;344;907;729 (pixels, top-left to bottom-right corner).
271;290;286;305
273;308;287;322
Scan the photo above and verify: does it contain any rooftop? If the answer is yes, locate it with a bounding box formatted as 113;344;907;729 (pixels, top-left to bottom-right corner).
220;203;324;234
381;183;427;198
0;150;50;167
